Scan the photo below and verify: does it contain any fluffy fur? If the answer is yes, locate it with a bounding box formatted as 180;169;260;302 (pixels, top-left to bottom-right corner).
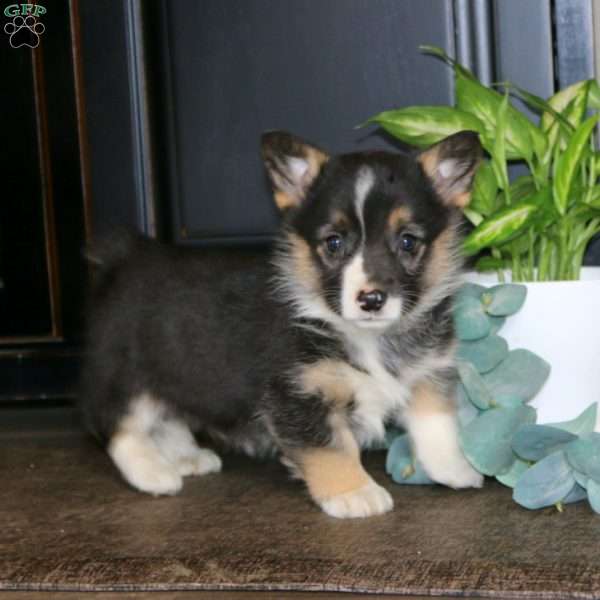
80;130;484;518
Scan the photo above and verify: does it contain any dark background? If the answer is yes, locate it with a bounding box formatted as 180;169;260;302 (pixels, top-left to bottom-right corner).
0;0;598;404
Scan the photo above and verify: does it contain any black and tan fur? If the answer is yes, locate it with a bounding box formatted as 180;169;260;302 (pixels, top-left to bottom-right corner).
81;130;483;519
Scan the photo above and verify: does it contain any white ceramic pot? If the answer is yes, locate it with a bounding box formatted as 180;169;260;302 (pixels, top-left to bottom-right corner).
465;267;600;429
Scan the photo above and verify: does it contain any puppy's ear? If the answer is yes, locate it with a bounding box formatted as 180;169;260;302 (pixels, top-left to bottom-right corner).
261;131;329;211
418;131;483;208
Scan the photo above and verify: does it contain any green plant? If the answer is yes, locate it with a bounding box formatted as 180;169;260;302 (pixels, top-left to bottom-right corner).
365;45;600;281
386;282;600;515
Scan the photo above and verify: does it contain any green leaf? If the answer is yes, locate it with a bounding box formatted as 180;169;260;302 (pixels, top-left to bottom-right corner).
457;361;494;409
549;403;598;437
512;424;577;462
498;235;530;257
462;201;540;255
508;175;537;203
527;187;559;234
453;295;491;341
386;434;435;485
541;80;591;132
492;91;509;193
470;162;498;216
504;81;574;132
456;74;534;161
496;458;530;488
565;433;600;482
460;405;536;476
481;284;527;316
364;106;485;148
463;208;484;226
586;186;600;209
589;80;600;110
457;334;509;374
419;45;477;81
482;349;551;402
553;115;599;216
587;479;600;514
513;450;576;510
474;256;505;272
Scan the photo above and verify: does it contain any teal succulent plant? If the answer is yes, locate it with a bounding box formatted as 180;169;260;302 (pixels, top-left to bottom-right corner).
386;282;600;515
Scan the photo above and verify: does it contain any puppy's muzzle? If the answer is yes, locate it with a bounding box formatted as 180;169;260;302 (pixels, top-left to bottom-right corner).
357;289;387;313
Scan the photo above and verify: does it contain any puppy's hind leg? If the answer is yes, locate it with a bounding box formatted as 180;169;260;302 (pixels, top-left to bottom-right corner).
108;394;183;496
152;419;222;478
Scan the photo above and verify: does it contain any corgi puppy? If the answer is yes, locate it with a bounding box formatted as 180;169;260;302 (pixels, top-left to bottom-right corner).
81;130;484;519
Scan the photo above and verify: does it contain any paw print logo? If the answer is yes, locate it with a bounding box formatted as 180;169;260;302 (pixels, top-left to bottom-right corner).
4;15;45;48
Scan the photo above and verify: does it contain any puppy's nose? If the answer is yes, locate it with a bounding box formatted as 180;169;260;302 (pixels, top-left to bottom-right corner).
357;289;387;312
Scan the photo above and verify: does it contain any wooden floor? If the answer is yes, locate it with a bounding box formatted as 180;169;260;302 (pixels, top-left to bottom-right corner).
2;405;600;599
0;592;492;599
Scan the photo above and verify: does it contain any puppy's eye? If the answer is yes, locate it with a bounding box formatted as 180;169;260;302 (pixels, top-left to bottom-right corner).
325;234;344;255
400;234;418;253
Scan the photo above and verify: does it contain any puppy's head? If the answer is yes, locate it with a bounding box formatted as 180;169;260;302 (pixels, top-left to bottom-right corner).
262;131;482;330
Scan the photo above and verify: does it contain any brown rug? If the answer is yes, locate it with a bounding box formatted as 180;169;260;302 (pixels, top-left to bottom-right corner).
2;430;600;598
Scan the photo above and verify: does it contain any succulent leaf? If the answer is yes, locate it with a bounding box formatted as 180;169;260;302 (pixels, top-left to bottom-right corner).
587;479;600;514
513;450;576;510
483;284;527;316
512;424;577;462
457;361;494;409
460;405;536;476
565;433;600;481
456;383;480;426
573;470;589;489
496;458;530;488
453;295;491;341
562;483;588;505
493;396;525;409
385;434;435;485
482;349;550;402
549;403;598;437
458;334;509;374
456;282;486;301
488;315;506;334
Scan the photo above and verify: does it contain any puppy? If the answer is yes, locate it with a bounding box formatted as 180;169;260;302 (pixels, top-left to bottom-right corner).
80;130;484;519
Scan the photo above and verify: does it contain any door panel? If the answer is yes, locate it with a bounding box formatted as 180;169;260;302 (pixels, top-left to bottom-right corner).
153;0;457;244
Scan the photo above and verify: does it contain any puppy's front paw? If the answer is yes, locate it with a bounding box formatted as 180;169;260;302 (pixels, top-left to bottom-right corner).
177;448;222;477
126;457;183;496
319;481;393;519
427;453;483;489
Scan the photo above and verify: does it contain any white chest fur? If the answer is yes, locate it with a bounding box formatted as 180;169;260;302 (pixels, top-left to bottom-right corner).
342;331;410;447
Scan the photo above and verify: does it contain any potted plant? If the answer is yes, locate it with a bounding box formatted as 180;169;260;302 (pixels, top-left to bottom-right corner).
364;46;600;425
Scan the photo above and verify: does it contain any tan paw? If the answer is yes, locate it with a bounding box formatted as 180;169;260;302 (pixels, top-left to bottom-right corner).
319;481;393;518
